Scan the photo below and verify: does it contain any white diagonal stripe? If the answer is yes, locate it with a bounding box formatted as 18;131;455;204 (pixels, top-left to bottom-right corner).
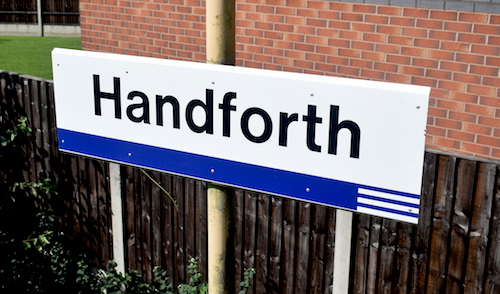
358;188;420;205
357;197;419;214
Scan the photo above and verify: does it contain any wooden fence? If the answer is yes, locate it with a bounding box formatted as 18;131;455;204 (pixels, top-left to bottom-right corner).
0;0;79;25
1;70;499;293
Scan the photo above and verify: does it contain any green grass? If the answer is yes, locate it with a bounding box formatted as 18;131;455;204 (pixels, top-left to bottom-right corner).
0;36;81;80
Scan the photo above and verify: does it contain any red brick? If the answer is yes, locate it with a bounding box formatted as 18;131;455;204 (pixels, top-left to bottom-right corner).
365;14;389;24
448;111;477;123
306;18;327;27
440;41;469;52
491;15;500;25
360;69;384;80
318;10;338;19
435;118;463;130
377;25;402;35
362;51;385;61
450;92;479;103
339;30;362;40
456;53;485;64
439;80;466;92
352;22;376;32
340;12;363;22
429;29;456;40
293;59;314;69
478;116;500;128
294;42;314;52
413;58;438;68
353;4;376;13
386;54;411;65
375;43;400;53
385;73;411;83
388;35;413;46
266;14;285;23
276;7;296;15
351;41;374;51
428;49;454;61
453;72;481;84
471;44;500;55
474;24;500;35
458;11;488;23
327;56;349;65
350;58;373;69
426;126;447;137
426;69;451;80
374;62;398;72
401;27;428;38
390;16;415;26
284;49;304;59
414;38;439;49
306;35;328;45
297;8;317;18
457;33;486;44
486;56;500;66
439;61;467;72
430;10;457;21
447;130;475;143
428;107;448;118
462;142;491;155
467;84;496;96
255;38;273;46
444;21;472;32
305;52;326;62
273;56;293;66
296;25;315;35
338;48;361;58
463;123;492;135
479;96;500;107
329;20;350;30
316;45;335;55
317;28;339;38
328;38;351;48
466;103;497;117
482;76;500;87
314;62;336;72
403;7;429;18
434;137;461;149
377;6;402;16
400;65;424;76
286;0;306;7
337;65;360;76
329;2;353;12
417;19;443;29
363;32;386;43
492;148;500;159
307;0;328;9
477;135;500;147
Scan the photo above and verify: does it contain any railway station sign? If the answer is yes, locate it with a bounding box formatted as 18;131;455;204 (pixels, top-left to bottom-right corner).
52;48;430;224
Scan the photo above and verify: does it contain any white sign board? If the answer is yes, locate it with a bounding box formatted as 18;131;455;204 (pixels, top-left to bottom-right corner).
52;48;430;224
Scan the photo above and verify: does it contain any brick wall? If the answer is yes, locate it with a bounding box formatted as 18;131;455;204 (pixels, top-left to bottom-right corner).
80;0;500;160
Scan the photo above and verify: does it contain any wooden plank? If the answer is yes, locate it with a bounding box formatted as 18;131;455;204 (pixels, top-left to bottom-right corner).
425;154;456;293
464;162;496;294
268;195;283;294
377;219;397;294
141;168;152;282
234;188;245;293
309;204;327;294
393;222;412;294
352;214;371;294
160;173;175;283
133;167;144;272
255;193;270;294
243;191;257;294
282;198;297;294
484;165;500;293
366;216;382;294
410;151;437;293
150;170;162;268
184;178;196;263
173;175;186;283
295;201;311;294
124;165;137;271
445;159;477;293
195;180;208;279
323;208;335;294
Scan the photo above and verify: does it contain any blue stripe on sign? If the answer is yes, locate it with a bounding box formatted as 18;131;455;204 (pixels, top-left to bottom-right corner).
58;129;360;211
357;194;420;209
357;202;419;218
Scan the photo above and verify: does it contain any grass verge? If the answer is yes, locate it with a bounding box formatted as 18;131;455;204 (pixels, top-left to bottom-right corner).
0;36;81;80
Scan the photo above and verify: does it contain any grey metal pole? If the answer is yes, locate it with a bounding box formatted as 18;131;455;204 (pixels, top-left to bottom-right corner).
37;0;44;36
206;0;235;293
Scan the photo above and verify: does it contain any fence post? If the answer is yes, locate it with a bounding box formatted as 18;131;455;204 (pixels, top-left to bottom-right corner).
110;162;125;274
332;210;353;294
37;0;44;36
206;0;235;292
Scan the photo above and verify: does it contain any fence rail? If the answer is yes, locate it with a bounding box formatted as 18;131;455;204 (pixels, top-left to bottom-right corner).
0;0;79;25
1;70;499;293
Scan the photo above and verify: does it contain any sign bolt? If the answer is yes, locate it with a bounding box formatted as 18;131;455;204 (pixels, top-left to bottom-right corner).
306;188;310;192
128;152;132;156
416;105;420;109
61;140;65;143
210;168;215;173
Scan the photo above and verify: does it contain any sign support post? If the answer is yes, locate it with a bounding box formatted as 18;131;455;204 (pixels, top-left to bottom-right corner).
332;210;353;294
206;0;236;293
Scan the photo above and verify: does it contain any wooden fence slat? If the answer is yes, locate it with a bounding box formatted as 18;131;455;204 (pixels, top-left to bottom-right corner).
445;159;477;293
173;175;186;283
268;196;283;293
352;214;370;294
366;217;382;294
243;191;257;294
160;173;175;282
151;171;162;268
484;166;500;293
426;154;456;293
464;162;496;294
393;222;412;294
195;180;207;278
377;219;397;294
323;208;335;294
255;194;270;294
282;199;297;294
309;205;327;294
234;189;244;293
295;201;311;294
